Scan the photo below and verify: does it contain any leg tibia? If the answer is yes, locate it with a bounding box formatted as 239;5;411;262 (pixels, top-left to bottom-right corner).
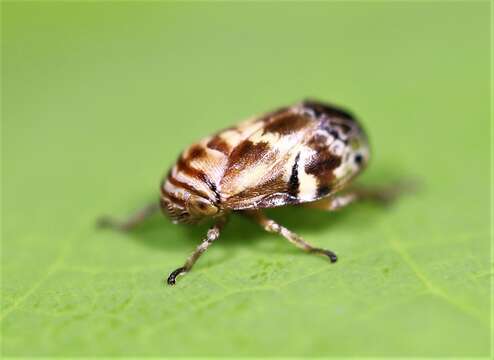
167;217;227;285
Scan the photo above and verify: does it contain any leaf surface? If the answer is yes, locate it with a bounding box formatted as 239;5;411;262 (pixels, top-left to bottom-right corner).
2;2;490;357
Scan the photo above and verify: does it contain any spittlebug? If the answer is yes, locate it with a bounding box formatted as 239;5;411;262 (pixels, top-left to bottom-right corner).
99;100;400;285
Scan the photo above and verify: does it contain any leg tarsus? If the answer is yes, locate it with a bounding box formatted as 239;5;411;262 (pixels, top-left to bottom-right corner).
310;248;338;263
167;266;187;286
97;202;160;232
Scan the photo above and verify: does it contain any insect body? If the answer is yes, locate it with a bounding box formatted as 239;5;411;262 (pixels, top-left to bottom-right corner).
99;100;390;285
162;100;369;223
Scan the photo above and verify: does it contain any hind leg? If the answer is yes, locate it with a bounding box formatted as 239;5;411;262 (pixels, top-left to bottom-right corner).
308;182;416;211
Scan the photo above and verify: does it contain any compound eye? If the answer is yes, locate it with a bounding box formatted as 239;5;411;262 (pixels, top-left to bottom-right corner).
187;196;218;217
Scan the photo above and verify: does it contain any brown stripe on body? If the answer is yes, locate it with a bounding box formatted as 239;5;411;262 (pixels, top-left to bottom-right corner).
207;135;231;155
161;189;186;208
225;174;287;207
306;133;340;195
305;153;341;181
167;175;210;199
175;146;220;202
263;114;311;135
304;148;341;197
225;140;271;175
176;154;210;185
307;133;329;151
187;144;207;160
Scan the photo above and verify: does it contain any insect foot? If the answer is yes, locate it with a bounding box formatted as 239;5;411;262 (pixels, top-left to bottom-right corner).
167;267;187;286
310;248;338;263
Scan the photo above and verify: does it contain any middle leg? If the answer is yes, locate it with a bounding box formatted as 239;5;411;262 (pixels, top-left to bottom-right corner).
244;210;337;263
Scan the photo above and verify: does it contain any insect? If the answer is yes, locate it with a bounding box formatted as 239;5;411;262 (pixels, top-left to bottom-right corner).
99;100;398;285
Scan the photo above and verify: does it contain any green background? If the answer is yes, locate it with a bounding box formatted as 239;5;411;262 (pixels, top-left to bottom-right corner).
2;1;491;357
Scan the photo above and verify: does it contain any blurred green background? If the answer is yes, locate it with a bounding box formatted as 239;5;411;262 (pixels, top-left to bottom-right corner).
2;1;491;357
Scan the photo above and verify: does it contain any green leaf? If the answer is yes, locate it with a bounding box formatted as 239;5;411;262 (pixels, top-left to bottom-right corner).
2;1;490;357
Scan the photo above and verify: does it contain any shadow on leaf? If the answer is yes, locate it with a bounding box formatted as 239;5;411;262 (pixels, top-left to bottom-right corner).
104;169;419;268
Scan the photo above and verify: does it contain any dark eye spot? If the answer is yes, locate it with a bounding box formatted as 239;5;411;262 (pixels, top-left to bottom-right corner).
354;154;363;165
329;130;339;140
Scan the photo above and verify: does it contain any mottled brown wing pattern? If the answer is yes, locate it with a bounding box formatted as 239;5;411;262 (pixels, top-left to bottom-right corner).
220;102;368;209
220;109;318;209
161;100;369;222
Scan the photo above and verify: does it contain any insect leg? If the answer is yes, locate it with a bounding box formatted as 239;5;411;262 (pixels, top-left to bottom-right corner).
308;181;417;211
306;193;359;211
167;217;227;285
97;202;160;231
245;210;337;263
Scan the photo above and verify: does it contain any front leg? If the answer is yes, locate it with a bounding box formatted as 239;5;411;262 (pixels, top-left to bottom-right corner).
167;217;228;285
97;201;160;231
244;210;337;263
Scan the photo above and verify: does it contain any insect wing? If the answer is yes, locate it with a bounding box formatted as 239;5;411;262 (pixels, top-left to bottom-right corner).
220;109;319;209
